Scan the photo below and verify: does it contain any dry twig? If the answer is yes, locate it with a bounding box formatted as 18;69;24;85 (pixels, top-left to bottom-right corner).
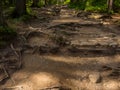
10;44;19;58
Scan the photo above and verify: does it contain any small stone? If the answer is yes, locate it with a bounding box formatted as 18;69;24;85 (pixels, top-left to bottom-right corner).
89;72;102;83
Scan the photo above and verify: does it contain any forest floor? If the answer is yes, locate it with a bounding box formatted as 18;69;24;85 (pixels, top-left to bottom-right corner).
0;5;120;90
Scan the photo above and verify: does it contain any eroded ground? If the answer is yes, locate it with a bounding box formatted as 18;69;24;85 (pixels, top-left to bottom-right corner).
0;6;120;90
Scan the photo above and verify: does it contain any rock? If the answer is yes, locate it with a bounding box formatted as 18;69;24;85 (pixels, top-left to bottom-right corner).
89;72;102;83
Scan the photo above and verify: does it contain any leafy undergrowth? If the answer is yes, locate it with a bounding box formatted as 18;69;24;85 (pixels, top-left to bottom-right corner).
68;0;120;13
13;14;34;22
0;26;17;48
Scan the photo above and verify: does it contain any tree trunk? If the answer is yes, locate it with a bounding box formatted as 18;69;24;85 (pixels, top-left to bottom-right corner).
107;0;114;12
45;0;47;6
31;0;39;7
9;0;16;6
0;1;5;26
44;0;50;6
14;0;26;16
70;0;74;3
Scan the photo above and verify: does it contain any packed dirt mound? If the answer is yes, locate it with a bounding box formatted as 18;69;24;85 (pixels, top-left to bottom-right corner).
0;6;120;90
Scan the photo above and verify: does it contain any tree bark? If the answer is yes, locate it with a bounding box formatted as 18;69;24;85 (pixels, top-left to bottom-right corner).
70;0;74;3
45;0;47;6
107;0;114;12
31;0;39;7
14;0;26;16
0;0;6;26
9;0;16;6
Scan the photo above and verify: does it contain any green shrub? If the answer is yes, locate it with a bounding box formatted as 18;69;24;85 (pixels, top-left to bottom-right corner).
68;0;120;13
0;26;17;42
19;14;32;21
0;26;16;47
0;26;16;36
69;1;87;10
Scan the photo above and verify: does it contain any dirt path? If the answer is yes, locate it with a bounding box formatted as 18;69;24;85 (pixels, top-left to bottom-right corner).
0;6;120;90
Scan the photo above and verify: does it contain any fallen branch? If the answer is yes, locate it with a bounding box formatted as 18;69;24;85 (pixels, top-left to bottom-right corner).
18;51;22;69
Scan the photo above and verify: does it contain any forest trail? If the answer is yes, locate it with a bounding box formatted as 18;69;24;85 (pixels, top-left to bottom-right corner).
0;6;120;90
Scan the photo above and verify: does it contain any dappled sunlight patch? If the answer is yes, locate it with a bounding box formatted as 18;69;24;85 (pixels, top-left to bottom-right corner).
3;72;60;90
52;18;81;23
44;55;82;63
29;72;60;89
11;71;30;82
103;80;120;90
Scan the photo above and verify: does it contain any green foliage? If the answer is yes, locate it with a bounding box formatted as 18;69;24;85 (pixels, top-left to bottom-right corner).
26;7;37;16
0;40;7;47
0;26;16;38
17;2;37;21
114;0;120;13
38;0;45;7
114;0;120;7
85;0;107;12
19;14;32;21
64;0;70;4
0;26;17;47
68;0;120;12
69;0;87;10
4;7;15;18
26;0;33;7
